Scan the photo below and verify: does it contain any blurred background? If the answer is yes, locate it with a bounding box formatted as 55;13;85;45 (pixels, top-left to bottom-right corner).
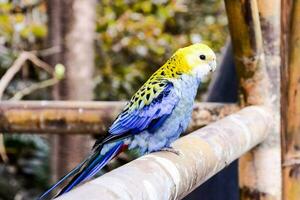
0;0;228;199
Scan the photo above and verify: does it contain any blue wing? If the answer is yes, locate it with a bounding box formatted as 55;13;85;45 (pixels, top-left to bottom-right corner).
39;82;180;199
109;82;179;135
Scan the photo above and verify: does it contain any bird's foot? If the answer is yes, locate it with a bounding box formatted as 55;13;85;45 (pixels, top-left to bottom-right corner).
160;147;181;156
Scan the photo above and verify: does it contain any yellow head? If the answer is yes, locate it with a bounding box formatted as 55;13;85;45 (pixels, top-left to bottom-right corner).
126;43;216;109
175;43;217;78
153;43;217;80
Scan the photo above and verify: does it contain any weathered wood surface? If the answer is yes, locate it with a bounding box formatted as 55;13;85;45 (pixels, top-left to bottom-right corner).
225;0;282;199
56;106;271;200
225;0;269;106
0;101;239;134
282;1;300;199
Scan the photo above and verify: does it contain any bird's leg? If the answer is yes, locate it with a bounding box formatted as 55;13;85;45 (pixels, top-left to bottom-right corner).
160;147;181;155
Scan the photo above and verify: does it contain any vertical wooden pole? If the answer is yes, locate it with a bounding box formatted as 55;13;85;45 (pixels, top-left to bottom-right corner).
225;0;281;199
257;0;282;199
280;1;293;199
280;1;293;160
56;0;96;177
282;1;300;199
280;0;293;147
224;0;269;104
46;0;62;182
46;0;96;179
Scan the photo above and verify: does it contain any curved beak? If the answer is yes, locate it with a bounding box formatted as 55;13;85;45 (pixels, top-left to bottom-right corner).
209;60;217;72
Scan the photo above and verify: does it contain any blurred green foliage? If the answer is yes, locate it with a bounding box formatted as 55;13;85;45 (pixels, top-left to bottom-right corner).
1;135;49;200
0;1;51;199
0;0;227;199
0;0;47;72
94;0;227;100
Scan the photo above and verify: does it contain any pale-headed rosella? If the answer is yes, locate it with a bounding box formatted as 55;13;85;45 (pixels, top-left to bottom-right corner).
39;43;217;199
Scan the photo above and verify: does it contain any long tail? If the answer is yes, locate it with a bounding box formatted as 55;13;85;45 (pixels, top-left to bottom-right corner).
38;141;124;199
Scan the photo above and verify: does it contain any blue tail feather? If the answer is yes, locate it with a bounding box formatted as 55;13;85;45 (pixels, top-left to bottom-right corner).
57;141;123;196
38;141;124;199
38;158;89;200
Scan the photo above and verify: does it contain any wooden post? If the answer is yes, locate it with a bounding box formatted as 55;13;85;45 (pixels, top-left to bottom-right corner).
225;0;281;199
224;0;269;106
256;0;282;199
282;1;300;199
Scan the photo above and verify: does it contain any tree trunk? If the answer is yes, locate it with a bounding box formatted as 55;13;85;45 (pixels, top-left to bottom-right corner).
282;1;300;199
46;0;96;180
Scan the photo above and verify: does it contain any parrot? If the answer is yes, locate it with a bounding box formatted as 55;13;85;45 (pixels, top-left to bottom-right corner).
39;43;217;199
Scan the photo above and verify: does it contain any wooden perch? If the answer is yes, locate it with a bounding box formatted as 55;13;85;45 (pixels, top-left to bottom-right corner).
0;101;239;134
56;106;271;200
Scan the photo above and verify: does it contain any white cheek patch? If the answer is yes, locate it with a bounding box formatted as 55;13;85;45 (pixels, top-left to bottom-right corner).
192;64;211;79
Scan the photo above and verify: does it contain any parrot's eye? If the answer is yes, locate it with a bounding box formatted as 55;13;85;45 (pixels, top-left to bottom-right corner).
199;54;206;60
